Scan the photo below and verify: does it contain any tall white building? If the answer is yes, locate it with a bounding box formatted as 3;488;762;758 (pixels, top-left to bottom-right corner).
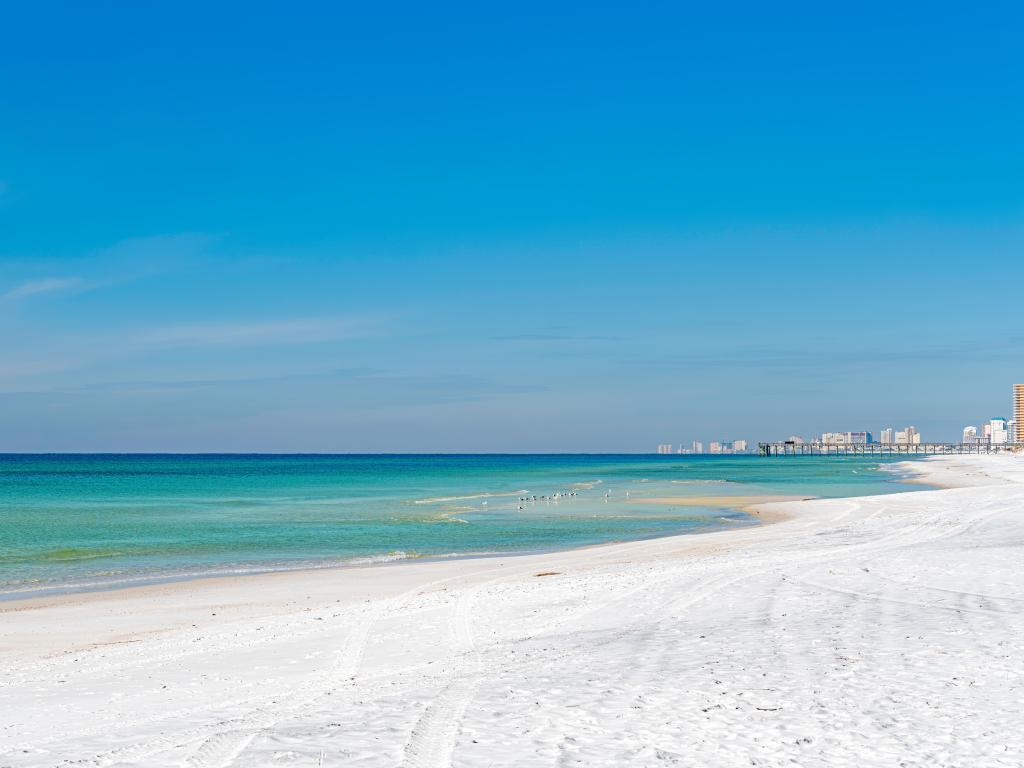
692;440;704;454
821;431;871;445
732;439;747;452
962;425;978;443
990;418;1009;445
891;427;920;445
880;427;894;444
656;444;673;454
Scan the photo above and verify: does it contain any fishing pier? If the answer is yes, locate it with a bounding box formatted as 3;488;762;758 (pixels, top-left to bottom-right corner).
758;441;1022;456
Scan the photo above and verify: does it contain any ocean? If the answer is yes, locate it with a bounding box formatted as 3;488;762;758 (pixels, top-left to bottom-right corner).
0;454;929;598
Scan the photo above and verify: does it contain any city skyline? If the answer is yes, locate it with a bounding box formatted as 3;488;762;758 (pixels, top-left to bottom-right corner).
657;440;748;455
662;386;1024;453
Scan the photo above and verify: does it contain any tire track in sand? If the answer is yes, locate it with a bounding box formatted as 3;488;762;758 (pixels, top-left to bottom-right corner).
182;564;533;768
401;583;482;768
181;581;438;768
80;579;431;767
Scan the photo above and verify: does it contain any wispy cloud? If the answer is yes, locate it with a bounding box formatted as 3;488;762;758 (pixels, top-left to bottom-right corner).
74;367;382;393
0;313;386;389
628;340;1024;374
1;233;217;298
1;277;85;301
137;315;383;348
7;368;545;408
0;358;79;380
491;333;623;342
491;333;574;342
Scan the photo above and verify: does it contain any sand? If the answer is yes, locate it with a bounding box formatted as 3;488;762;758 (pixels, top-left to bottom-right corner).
2;454;1023;767
630;494;812;515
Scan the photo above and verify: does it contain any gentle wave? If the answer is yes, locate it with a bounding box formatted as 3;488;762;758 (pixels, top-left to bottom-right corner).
344;550;415;565
0;548;510;600
0;548;125;565
413;490;529;505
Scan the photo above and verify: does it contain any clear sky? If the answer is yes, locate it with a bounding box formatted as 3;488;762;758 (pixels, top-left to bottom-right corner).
1;2;1022;451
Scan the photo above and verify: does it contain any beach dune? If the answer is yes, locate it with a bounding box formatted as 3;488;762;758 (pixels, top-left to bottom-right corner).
2;454;1023;767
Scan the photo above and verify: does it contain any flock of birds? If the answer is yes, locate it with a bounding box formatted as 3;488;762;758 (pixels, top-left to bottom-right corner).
513;488;629;511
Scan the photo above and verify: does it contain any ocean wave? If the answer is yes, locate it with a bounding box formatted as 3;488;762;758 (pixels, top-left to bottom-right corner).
344;550;416;565
423;512;471;524
0;552;420;598
0;548;125;565
0;548;514;600
413;490;528;505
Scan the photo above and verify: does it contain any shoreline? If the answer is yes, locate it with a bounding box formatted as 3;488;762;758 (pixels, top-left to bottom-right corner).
0;459;952;637
1;483;905;610
4;453;1022;766
0;501;785;620
0;512;763;609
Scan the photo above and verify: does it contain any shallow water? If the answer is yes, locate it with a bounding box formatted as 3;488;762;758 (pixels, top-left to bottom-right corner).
0;454;928;597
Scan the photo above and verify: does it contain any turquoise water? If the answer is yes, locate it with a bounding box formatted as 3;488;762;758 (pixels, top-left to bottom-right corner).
0;454;928;598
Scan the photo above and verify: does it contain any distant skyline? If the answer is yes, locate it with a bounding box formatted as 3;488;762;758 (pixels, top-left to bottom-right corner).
1;2;1022;452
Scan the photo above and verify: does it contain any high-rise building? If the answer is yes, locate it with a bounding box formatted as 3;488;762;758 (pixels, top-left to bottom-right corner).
821;431;871;445
732;439;747;453
1015;384;1024;442
990;418;1009;445
656;444;673;454
962;425;977;443
709;441;722;454
880;427;894;444
891;427;920;444
692;440;704;454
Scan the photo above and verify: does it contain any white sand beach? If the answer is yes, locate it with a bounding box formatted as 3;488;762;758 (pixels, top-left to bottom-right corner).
2;454;1023;767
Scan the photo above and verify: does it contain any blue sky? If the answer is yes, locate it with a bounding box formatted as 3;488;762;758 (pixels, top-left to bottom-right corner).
1;1;1022;451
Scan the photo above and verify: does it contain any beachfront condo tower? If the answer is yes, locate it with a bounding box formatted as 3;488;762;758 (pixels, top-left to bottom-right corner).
990;418;1009;445
1015;384;1024;441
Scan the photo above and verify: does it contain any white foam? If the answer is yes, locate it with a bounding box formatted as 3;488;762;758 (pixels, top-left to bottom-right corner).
413;490;529;504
